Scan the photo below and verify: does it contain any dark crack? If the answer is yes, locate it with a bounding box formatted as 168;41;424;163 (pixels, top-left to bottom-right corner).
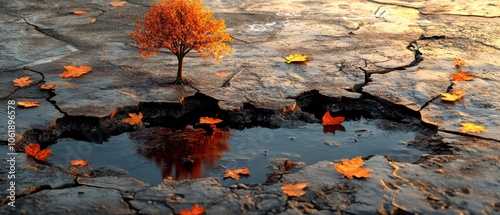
0;67;46;99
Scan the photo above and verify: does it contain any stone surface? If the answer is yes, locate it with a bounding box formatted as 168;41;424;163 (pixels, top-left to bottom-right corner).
0;0;499;214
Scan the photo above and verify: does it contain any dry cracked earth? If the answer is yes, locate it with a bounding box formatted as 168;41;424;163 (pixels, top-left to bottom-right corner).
0;0;499;214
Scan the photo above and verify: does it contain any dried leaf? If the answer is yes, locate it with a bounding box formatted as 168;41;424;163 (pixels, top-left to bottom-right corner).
179;204;205;215
453;58;466;67
322;111;345;125
215;72;230;77
451;70;475;81
441;89;466;101
122;112;143;125
13;76;33;87
199;117;223;124
284;54;308;64
223;168;250;180
41;83;56;90
88;18;97;24
25;143;52;161
59;65;92;78
281;182;307;197
72;11;87;15
334;156;372;179
110;1;127;6
71;160;89;166
459;122;488;134
17;101;40;108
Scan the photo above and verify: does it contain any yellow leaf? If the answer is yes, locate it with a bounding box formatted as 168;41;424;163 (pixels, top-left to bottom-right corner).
88;18;97;24
284;54;308;64
223;168;250;180
199;117;223;124
281;182;307;197
59;65;92;78
441;89;466;102
459;122;487;134
334;156;372;179
17;101;40;108
110;1;127;6
122;112;143;125
13;76;33;87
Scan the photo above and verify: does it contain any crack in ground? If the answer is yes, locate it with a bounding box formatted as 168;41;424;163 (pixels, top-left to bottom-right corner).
0;67;46;99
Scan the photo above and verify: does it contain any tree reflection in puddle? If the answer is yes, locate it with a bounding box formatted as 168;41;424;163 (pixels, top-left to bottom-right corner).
129;126;230;180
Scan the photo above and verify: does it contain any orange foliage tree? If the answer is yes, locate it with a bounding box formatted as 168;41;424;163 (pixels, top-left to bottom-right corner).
130;0;233;84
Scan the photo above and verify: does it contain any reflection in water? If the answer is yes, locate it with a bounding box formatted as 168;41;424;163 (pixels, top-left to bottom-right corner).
323;124;346;135
129;127;230;180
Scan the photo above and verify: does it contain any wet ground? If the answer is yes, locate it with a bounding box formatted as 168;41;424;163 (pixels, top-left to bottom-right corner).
1;0;499;214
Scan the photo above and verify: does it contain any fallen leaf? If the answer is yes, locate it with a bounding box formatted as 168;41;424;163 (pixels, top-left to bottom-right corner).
451;70;475;81
109;108;119;118
281;182;307;197
453;58;466;67
17;101;40;108
13;76;33;87
323;124;346;135
199;117;223;124
283;102;297;113
334;156;372;179
88;18;97;24
71;159;89;166
179;204;205;215
284;54;308;64
58;65;92;78
215;72;230;77
41;83;56;90
322;111;345;125
459;122;488;134
25;143;52;161
72;10;87;15
223;168;250;180
110;1;127;6
441;89;466;101
122;112;143;125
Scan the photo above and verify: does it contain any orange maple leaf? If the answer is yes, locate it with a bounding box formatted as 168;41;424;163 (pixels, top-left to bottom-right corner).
453;58;466;67
72;10;87;15
223;168;250;180
122;112;143;125
334;156;372;179
199;117;223;124
179;204;205;215
281;182;307;197
17;101;40;108
40;83;56;90
441;89;466;102
58;65;92;78
110;1;127;6
322;111;345;125
451;70;475;81
13;76;33;87
459;122;488;134
25;143;52;161
71;160;89;166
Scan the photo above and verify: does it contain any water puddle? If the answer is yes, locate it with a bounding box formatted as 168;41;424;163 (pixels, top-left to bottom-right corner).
48;118;425;186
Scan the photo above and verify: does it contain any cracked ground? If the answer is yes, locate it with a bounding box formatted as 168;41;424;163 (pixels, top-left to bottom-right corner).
1;0;499;214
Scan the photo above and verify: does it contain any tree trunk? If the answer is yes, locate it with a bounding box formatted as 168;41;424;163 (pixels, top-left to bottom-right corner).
174;55;185;84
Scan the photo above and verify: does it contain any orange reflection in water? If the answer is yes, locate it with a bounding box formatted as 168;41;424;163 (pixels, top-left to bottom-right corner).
129;127;230;180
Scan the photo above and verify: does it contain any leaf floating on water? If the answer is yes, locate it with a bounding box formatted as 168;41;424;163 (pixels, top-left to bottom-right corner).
322;111;345;125
223;168;250;180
